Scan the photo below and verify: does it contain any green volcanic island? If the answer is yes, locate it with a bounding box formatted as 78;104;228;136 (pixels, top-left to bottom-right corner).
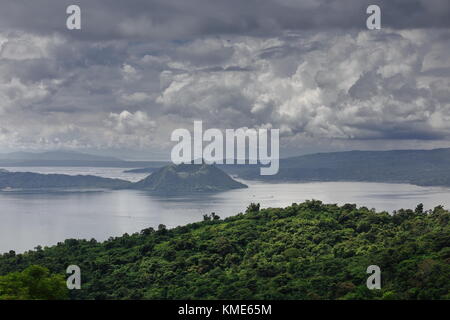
128;163;247;193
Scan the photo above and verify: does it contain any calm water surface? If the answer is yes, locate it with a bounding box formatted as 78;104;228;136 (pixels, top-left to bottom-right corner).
1;167;450;253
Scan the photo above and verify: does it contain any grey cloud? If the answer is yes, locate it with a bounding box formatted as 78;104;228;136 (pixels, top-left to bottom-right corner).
0;1;449;158
155;29;450;144
200;66;252;73
0;0;449;42
422;67;450;77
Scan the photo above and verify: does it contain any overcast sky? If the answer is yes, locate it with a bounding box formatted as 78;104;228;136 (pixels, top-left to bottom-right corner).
0;0;449;160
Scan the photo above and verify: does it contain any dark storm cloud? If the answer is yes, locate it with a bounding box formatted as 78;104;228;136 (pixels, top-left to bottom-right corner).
0;0;449;41
0;1;449;158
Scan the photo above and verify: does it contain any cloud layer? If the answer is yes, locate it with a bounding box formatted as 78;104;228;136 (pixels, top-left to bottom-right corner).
0;1;449;159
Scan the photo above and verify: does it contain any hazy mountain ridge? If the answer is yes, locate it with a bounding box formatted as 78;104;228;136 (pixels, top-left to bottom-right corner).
0;170;131;190
123;148;450;187
0;151;168;168
0;151;120;162
0;164;245;193
230;148;450;187
4;148;450;188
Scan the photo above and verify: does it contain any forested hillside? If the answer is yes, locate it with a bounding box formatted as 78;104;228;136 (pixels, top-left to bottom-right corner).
0;201;449;300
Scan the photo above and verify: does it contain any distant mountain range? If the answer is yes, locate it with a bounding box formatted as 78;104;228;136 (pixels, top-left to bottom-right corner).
0;151;167;168
125;148;450;187
231;148;450;187
0;164;246;193
0;170;130;190
3;148;450;188
128;164;247;194
0;151;120;162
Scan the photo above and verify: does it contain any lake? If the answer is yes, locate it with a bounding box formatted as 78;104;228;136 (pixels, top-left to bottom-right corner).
1;167;450;253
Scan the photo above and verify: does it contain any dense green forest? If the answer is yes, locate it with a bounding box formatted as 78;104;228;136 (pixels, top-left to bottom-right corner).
0;201;449;300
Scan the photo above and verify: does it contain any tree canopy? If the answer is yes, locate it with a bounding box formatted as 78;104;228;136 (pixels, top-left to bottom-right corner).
0;201;449;300
0;265;68;300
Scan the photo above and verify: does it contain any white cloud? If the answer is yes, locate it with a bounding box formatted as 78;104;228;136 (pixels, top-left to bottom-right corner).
155;29;450;145
107;110;155;134
0;27;449;157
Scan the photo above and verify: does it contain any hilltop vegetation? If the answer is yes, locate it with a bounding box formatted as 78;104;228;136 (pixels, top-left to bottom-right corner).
0;201;449;300
0;265;67;300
